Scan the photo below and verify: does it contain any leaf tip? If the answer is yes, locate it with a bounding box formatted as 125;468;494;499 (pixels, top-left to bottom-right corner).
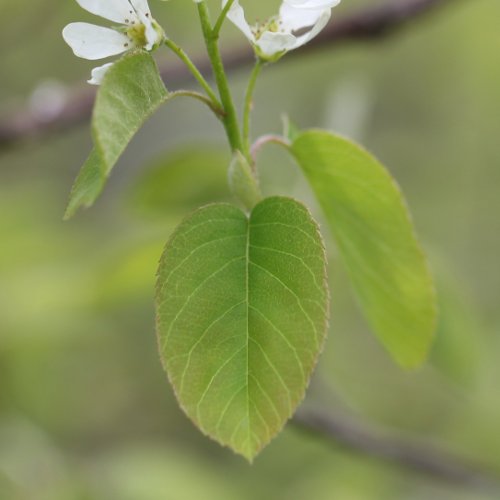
62;208;74;222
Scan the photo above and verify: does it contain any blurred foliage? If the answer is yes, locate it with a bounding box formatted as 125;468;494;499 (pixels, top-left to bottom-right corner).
1;0;500;498
129;146;231;216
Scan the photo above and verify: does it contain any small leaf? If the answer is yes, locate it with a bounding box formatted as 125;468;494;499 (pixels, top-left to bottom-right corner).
65;51;168;218
290;130;437;368
228;151;262;211
156;197;328;461
282;114;301;143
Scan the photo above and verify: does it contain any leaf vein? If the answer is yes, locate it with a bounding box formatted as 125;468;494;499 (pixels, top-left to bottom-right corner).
250;221;322;249
196;346;246;425
178;300;246;396
161;256;245;350
214;384;247;436
249;261;320;349
249;337;293;413
249;244;324;296
249;373;281;425
158;234;245;297
249;305;306;388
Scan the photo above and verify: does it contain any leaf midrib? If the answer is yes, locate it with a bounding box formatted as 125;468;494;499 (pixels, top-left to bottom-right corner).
244;217;251;455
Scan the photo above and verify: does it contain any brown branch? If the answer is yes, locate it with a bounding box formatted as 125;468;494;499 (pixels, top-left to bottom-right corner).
293;407;500;493
0;0;451;150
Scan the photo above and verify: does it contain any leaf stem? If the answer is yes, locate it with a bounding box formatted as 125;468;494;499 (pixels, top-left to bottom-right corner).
164;38;221;108
243;59;263;158
169;90;225;118
250;134;290;162
197;1;243;152
213;0;236;39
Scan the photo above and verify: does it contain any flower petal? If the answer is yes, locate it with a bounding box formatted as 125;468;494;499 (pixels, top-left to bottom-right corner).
75;0;138;24
130;0;151;15
223;0;255;43
88;62;114;85
280;3;326;31
290;8;331;50
62;23;131;60
256;31;297;57
284;0;341;9
144;20;161;50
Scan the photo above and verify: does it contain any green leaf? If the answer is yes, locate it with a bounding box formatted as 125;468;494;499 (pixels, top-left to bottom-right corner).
227;151;262;211
156;196;328;461
431;279;480;384
290;130;436;368
128;146;231;216
64;149;103;219
65;51;168;219
282;114;301;143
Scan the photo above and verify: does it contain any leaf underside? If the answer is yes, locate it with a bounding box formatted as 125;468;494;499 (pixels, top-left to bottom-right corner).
65;51;168;219
291;130;437;368
156;197;328;461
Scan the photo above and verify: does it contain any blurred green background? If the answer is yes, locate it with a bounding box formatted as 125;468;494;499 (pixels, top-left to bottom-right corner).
1;0;500;498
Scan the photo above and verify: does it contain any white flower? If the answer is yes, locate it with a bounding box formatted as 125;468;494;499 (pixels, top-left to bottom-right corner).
222;0;341;60
63;0;164;85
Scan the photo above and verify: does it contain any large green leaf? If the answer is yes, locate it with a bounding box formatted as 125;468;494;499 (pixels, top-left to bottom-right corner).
290;131;436;368
156;197;328;461
65;51;168;219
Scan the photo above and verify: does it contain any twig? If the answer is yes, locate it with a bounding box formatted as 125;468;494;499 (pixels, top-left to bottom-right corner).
0;0;452;150
293;406;500;493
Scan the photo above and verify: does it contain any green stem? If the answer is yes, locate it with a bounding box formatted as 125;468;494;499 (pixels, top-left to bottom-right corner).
213;0;236;38
164;38;221;108
243;59;263;158
250;134;290;160
169;90;225;117
197;1;243;152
